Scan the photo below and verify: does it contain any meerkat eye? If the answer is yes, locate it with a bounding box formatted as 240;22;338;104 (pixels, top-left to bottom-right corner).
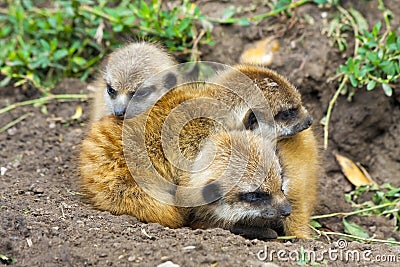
106;84;117;97
239;192;271;203
243;110;258;130
135;85;156;98
274;108;298;121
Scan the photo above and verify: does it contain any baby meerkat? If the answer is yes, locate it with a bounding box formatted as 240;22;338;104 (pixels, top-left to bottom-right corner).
181;130;290;239
80;81;267;228
184;128;319;239
212;64;313;138
90;42;179;121
80;67;318;239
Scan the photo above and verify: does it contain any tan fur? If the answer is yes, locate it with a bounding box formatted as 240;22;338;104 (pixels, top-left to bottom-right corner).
80;65;319;239
79;116;186;228
91;42;177;122
213;64;313;138
184;129;319;239
182;131;288;230
80;82;255;228
278;128;319;238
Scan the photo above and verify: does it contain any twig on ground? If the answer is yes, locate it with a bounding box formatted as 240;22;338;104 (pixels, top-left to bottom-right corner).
0;113;32;134
311;202;397;220
191;29;206;61
0;94;89;115
206;0;311;24
311;227;400;245
323;76;347;149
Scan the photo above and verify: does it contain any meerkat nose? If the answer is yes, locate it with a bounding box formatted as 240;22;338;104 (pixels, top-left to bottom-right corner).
306;115;313;127
279;201;292;217
114;107;126;117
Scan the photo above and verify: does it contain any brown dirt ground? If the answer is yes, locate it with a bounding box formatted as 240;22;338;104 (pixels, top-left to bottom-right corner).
1;1;399;266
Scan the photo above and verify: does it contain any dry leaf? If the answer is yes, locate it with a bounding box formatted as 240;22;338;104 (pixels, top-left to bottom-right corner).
240;37;280;66
71;105;83;120
334;152;377;186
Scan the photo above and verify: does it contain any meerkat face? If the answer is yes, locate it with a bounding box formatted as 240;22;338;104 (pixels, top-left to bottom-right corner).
213;64;313;138
238;65;313;137
187;129;291;230
102;42;178;118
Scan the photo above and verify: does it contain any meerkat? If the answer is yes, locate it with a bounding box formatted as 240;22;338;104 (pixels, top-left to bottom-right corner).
178;65;319;238
80;80;271;228
179;130;290;239
183;128;319;239
90;41;179;121
211;64;313;138
80;67;318;238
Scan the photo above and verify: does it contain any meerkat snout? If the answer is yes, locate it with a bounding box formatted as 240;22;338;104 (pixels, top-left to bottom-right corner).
104;83;130;118
274;106;313;137
238;191;292;219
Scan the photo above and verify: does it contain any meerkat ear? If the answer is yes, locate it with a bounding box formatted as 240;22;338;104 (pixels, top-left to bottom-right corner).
242;109;258;130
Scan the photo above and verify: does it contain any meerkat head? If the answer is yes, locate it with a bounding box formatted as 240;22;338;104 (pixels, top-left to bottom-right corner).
213;64;313;138
102;42;178;118
184;128;291;231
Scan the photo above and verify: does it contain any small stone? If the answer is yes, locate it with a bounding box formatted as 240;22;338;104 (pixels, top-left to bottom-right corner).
7;128;17;135
157;261;180;267
33;187;44;194
1;167;7;176
261;263;280;267
183;245;196;250
128;256;135;262
160;256;172;262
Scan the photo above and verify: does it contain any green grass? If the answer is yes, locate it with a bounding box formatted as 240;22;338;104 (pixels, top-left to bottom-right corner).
310;183;400;244
0;0;340;96
322;0;399;148
0;0;212;93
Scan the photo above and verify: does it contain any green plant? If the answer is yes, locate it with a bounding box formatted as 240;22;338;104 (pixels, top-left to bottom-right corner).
310;183;400;243
338;22;399;98
0;253;17;265
323;1;399;148
0;0;212;93
346;183;400;230
0;0;105;92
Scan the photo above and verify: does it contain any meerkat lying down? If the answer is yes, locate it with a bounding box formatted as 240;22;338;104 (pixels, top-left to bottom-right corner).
80;74;319;239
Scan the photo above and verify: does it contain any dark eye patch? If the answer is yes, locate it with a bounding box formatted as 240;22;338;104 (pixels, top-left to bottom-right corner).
274;108;298;121
106;84;117;98
135;85;157;98
239;191;271;203
163;72;177;89
202;182;223;203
